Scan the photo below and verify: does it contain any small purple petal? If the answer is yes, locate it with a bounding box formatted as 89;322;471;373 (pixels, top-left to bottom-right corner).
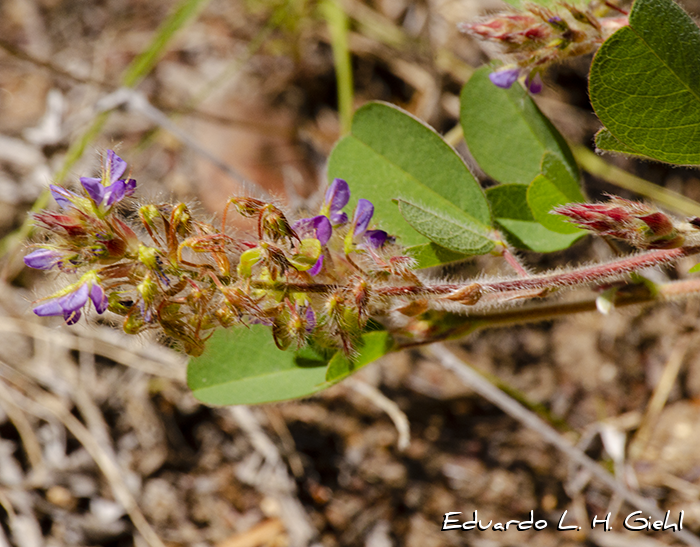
104;180;126;206
308;254;324;276
106;150;127;183
525;72;543;94
304;307;316;333
250;316;274;326
50;185;77;209
64;309;81;325
292;215;333;245
325;178;350;221
489;68;520;89
312;216;332;245
364;229;388;249
352;199;374;236
24;249;61;270
124;179;137;196
33;298;65;317
89;283;109;314
330;211;348;225
80;177;105;205
60;283;89;314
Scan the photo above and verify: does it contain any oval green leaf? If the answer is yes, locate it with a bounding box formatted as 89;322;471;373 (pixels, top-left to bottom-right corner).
527;152;585;235
486;184;583;252
187;325;329;405
461;66;578;185
324;330;394;384
327;101;493;268
589;0;700;165
188;325;396;406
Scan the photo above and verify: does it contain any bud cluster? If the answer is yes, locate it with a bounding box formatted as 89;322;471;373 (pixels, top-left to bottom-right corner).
460;2;628;92
555;196;687;249
25;152;419;356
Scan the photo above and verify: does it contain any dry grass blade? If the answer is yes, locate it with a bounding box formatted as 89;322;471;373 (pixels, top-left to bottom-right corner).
427;343;700;547
0;364;167;547
346;377;410;451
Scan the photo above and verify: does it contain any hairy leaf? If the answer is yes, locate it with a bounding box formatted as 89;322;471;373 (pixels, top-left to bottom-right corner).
395;198;495;255
594;128;648;158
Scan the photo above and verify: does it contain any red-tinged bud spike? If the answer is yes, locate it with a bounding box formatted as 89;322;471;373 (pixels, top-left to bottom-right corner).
33;212;88;237
639;212;675;237
555;199;682;249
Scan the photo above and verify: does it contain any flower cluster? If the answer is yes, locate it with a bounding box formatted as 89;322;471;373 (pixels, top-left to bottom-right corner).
459;3;628;92
25;153;418;356
555;197;686;249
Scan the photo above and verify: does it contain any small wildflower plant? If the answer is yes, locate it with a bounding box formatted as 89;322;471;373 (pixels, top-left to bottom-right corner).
25;0;700;405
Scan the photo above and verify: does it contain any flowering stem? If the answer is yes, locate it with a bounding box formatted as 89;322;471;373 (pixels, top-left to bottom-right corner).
376;246;696;299
248;247;697;302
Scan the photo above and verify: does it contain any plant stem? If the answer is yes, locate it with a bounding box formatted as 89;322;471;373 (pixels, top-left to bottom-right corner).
397;277;700;349
377;246;695;298
321;0;354;135
251;246;698;301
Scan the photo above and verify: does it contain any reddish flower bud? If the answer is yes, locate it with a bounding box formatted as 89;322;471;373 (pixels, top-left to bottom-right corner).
33;211;88;237
555;198;682;249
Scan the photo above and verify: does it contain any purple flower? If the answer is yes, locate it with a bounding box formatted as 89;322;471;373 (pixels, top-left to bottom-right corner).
489;68;520;89
292;215;332;245
524;71;543;94
24;248;76;272
489;67;543;94
345;199;389;253
364;230;389;249
322;178;350;225
292;215;332;276
352;199;375;236
303;306;316;333
308;254;324;276
80;150;136;209
33;275;108;324
50;185;82;209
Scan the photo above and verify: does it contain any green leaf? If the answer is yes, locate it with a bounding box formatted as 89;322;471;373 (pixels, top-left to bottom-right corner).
594;128;648;158
486;185;583;252
188;325;330;405
324;331;394;383
589;0;700;165
395;198;495;255
689;263;700;274
327;101;492;268
461;66;578;185
187;325;396;406
527;153;585;235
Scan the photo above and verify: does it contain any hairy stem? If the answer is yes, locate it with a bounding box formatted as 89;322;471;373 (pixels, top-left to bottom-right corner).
397;277;700;349
377;246;696;298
